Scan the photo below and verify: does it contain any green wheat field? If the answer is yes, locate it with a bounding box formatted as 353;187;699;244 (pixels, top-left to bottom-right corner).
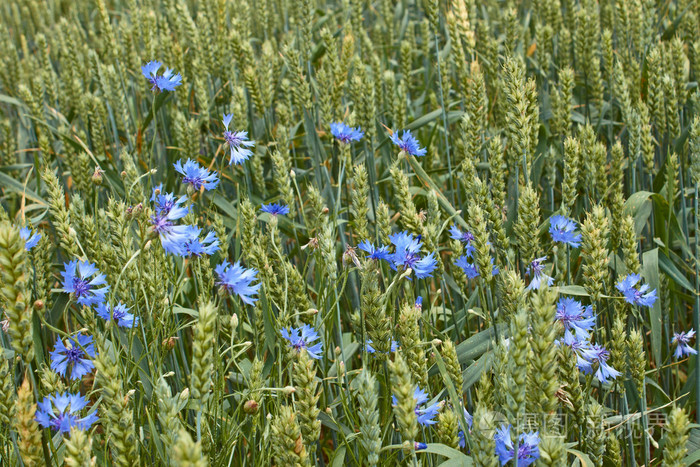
1;0;700;465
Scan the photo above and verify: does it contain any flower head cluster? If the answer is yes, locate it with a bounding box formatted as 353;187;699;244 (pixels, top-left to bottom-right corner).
452;230;498;280
96;302;139;328
141;61;182;92
390;130;426;157
150;189;192;255
35;392;99;434
574;343;621;384
556;298;596;344
615;274;657;307
281;325;323;359
555;297;619;384
525;256;553;291
215;260;261;305
61;260;109;306
549;215;581;247
50;333;97;380
672;329;697;359
389;231;438;279
494;424;540;467
261;203;290;216
330;122;364;144
222;114;255;165
357;232;437;278
173;159;219;191
391;387;441;426
20;226;41;251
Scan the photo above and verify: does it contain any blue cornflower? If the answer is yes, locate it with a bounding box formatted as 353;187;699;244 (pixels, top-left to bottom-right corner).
357;240;392;261
672;329;697;359
96;303;139;328
389;231;437;279
615;273;657;307
455;255;499;280
173;159;219;191
494;424;540;467
458;408;474;449
280;325;323;359
415;296;423;309
390;130;427;157
392;387;441;426
261;203;290;216
215;260;261;305
449;225;475;245
20;226;41;251
222;114;255;165
556;298;596;344
150;191;192;255
50;333;97;380
365;339;399;354
573;342;620;384
549;215;581;247
414;442;428;451
525;256;553;291
181;227;220;257
61;260;109;306
330;122;364;144
141;61;182;92
35;392;99;434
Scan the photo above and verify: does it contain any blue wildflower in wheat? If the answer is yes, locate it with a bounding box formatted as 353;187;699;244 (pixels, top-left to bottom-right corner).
574;342;620;384
330;122;364;143
280;325;323;359
494;424;540;467
449;224;475;246
556;298;596;344
357;240;392;261
389;231;437;279
19;226;41;251
181;226;219;257
61;260;109;306
390;130;427;156
458;408;474;448
525;256;553;290
615;273;657;307
50;333;96;380
150;191;193;256
96;302;139;328
549;215;581;247
222;114;255;165
672;329;697;359
141;61;182;92
261;203;290;216
215;260;261;305
173;159;219;191
391;387;441;426
35;392;99;434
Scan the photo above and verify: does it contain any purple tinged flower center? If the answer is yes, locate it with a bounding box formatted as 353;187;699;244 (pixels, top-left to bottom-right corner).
293;340;307;352
65;346;83;363
224;131;243;148
72;277;91;297
151;215;172;233
112;308;125;321
531;260;544;275
402;252;420;268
